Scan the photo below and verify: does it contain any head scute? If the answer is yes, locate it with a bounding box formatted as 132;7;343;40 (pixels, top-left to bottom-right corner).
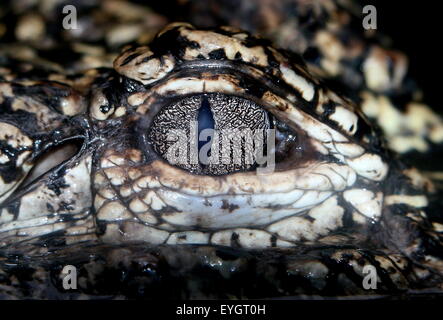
114;23;302;87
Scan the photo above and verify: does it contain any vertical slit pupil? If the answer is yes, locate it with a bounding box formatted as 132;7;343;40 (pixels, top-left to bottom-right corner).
197;96;215;163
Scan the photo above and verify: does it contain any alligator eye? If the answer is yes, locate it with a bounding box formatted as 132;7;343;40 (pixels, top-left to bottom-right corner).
100;23;391;248
148;93;284;175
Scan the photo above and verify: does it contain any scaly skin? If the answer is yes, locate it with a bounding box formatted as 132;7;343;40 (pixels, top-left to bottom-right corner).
0;0;442;299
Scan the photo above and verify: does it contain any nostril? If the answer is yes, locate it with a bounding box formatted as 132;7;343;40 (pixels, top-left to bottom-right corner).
20;138;84;188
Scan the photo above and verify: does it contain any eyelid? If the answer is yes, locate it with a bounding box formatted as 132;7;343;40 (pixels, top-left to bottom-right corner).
157;60;308;100
128;63;372;175
131;68;295;117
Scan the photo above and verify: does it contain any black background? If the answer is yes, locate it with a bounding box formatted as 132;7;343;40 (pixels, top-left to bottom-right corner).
367;1;441;110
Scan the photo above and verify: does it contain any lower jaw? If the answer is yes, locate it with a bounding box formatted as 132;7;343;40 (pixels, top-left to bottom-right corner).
0;241;420;299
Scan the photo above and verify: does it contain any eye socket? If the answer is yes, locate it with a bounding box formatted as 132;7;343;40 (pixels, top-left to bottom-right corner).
147;93;302;175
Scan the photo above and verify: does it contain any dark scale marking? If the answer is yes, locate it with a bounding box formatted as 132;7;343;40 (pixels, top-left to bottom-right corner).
119;52;142;67
4;200;20;221
96;72;124;109
238;34;272;49
0;161;22;184
139;55;155;65
152;204;182;215
12;82;72;113
386;57;395;83
221;199;239;213
58;201;75;212
46;203;55;213
337;195;355;229
121;77;146;93
270;234;277;247
34;230;67;248
0;139;20;158
150;28;200;60
263;47;281;70
215;247;248;261
238;77;267;98
0;97;41;134
321;101;337;119
58;213;79;223
279;48;308;70
46;168;70;196
95;220;107;236
230;232;241;247
203;198;212;207
353;114;374;141
416;227;443;260
0;139;29;184
208;48;227;60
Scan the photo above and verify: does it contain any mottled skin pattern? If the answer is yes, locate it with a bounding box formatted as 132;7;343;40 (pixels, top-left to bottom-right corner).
0;0;442;299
